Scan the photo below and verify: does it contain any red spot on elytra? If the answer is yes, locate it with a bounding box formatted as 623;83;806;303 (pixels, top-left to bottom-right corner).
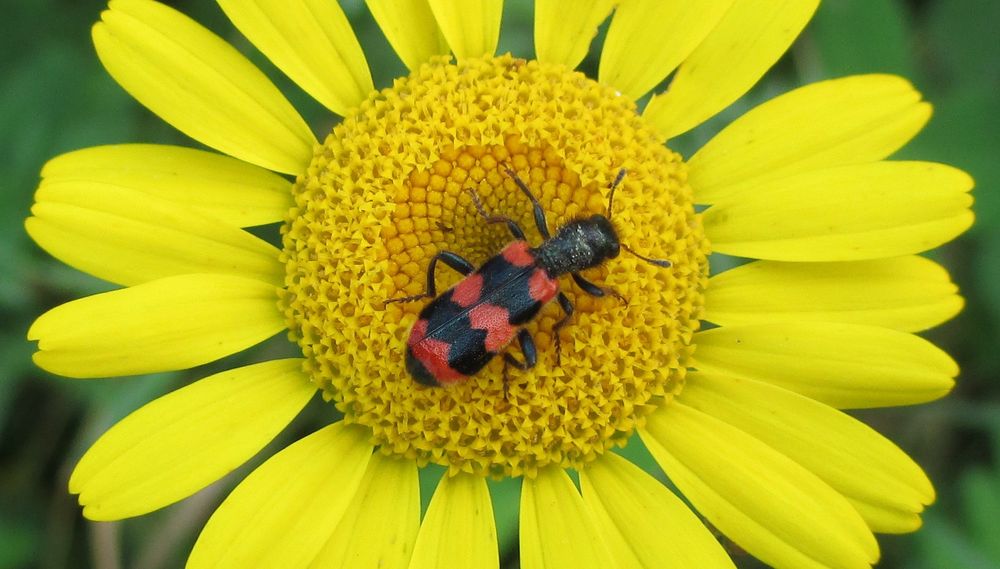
409;320;466;383
414;337;466;384
528;268;559;302
469;303;515;351
408;319;428;346
501;241;535;267
451;273;483;307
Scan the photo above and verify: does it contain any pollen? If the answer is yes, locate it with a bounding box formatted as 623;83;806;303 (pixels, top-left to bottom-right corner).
280;55;709;478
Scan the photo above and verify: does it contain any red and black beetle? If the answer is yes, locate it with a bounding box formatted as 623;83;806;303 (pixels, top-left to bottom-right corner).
388;168;671;394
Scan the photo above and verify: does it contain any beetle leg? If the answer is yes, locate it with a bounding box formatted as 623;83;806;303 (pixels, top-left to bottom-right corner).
504;167;551;239
502;329;537;400
385;250;475;304
466;188;527;241
552;293;574;367
571;272;628;306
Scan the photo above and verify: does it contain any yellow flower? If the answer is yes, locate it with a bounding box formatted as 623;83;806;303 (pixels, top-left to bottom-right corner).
26;0;973;568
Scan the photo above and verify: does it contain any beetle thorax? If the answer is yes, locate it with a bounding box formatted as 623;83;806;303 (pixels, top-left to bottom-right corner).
536;215;621;276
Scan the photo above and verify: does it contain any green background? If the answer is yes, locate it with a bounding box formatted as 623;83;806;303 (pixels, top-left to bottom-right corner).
2;1;998;568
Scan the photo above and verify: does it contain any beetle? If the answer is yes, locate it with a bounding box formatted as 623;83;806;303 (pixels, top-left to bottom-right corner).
388;167;671;395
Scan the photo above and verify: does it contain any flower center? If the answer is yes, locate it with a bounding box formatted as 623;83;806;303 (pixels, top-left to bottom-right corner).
280;55;709;477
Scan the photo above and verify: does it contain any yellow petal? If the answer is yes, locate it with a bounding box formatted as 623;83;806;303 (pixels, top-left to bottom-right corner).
310;454;420;569
70;359;314;521
217;0;373;115
427;0;503;59
702;162;974;261
580;452;737;568
599;0;733;100
680;372;935;534
521;466;616;569
642;403;879;569
693;322;958;409
93;0;315;174
688;75;932;203
27;182;282;287
40;145;291;228
704;257;963;332
535;0;616;69
187;423;373;569
851;501;924;535
29;274;284;378
409;474;498;569
643;0;819;140
366;0;450;71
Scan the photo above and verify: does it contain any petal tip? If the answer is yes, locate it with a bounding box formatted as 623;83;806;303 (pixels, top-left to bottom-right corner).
91;19;107;37
26;318;42;342
943;351;960;378
915;100;933;125
68;477;88;498
24;216;39;238
962;171;976;191
81;503;113;522
922;481;937;505
30;350;61;376
953;293;966;314
91;20;115;58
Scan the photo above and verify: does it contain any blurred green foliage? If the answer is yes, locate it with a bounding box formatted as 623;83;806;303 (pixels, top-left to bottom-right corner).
1;1;997;568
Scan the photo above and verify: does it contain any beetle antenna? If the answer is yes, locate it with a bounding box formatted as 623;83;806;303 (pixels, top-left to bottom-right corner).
606;168;671;267
606;168;627;220
622;243;672;268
